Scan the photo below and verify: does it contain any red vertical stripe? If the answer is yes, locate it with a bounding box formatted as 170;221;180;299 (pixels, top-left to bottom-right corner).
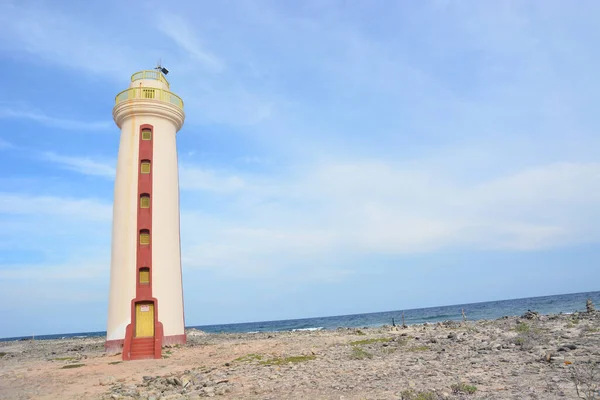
124;124;164;360
136;125;153;300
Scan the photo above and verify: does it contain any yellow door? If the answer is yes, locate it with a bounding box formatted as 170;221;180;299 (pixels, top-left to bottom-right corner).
135;303;154;337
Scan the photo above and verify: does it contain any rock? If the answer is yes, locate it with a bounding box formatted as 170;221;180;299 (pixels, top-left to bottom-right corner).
557;347;569;352
448;333;456;339
562;344;577;350
522;310;540;320
202;386;216;397
215;385;228;396
100;376;117;386
187;328;209;337
586;298;596;313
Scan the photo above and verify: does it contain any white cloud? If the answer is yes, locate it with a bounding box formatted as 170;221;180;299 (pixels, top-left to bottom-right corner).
0;259;106;281
0;255;110;317
156;13;225;73
1;0;598;289
0;193;112;222
0;106;112;130
238;156;270;165
0;1;138;78
0;2;276;128
42;152;116;178
470;162;600;207
6;151;596;280
178;159;600;278
0;138;12;149
180;165;246;192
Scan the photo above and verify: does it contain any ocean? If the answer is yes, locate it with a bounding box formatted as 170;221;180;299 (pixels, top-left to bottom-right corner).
2;290;598;342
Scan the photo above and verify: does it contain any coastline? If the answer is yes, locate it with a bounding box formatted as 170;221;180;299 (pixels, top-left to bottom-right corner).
4;289;598;342
1;310;598;399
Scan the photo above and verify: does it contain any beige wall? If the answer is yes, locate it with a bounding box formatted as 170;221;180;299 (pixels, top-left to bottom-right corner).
106;117;139;341
150;116;185;337
107;80;185;342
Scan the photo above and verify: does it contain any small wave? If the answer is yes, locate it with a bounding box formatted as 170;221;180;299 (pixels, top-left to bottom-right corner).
421;314;459;321
292;327;323;332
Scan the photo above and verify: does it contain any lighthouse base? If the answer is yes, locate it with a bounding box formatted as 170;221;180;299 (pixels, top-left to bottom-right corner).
104;334;187;355
162;334;187;346
104;339;124;354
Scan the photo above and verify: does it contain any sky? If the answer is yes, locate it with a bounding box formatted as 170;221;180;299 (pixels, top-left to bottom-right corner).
0;0;599;338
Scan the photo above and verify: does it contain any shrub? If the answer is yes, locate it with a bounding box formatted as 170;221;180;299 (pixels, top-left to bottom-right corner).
451;382;477;395
259;355;316;366
61;364;85;369
569;361;598;399
409;346;430;352
350;346;373;360
349;337;393;346
233;353;263;363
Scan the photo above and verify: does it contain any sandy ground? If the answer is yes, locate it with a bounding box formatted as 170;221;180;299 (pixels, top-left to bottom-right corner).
1;311;599;400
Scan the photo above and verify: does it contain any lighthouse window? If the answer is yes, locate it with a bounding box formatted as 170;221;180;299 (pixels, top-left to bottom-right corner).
140;160;151;174
141;129;152;140
140;194;150;208
139;267;150;284
139;229;150;245
142;88;155;99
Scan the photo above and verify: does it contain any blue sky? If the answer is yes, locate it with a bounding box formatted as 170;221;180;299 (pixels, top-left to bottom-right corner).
1;0;599;338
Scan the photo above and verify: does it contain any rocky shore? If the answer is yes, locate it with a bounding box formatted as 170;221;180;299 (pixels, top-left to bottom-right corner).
1;309;599;399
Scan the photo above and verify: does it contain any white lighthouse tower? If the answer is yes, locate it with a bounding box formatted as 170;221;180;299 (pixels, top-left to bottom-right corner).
105;67;186;360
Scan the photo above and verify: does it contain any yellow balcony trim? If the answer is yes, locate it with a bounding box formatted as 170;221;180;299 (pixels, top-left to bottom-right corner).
131;70;170;87
114;87;184;110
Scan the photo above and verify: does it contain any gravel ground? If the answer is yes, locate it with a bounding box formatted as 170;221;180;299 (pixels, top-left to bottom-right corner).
1;311;599;399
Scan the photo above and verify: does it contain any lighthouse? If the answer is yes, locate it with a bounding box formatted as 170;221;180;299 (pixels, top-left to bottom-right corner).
105;68;186;360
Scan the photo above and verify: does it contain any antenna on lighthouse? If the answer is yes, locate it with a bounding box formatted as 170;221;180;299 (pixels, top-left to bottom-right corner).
155;58;169;75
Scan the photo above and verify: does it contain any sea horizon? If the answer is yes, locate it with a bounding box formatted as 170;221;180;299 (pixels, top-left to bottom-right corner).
2;289;598;342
